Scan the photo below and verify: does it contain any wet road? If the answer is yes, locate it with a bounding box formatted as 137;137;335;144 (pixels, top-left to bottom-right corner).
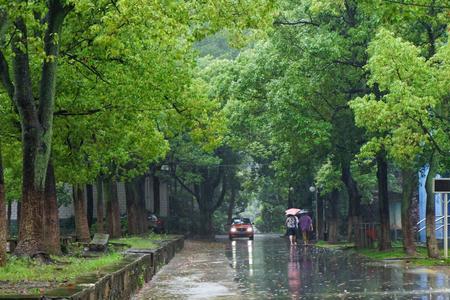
135;235;450;299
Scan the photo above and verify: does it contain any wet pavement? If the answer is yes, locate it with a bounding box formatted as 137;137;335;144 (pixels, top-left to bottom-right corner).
135;235;450;299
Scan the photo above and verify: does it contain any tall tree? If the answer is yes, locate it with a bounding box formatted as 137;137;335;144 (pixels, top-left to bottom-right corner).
104;178;121;238
401;168;418;255
72;184;90;243
0;1;72;256
43;161;61;255
376;150;391;250
96;177;104;234
0;143;6;265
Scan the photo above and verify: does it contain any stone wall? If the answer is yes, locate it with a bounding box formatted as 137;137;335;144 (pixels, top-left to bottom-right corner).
69;238;184;300
0;237;184;300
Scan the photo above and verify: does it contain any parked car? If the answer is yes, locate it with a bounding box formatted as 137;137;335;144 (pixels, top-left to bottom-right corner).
148;213;165;233
229;217;254;240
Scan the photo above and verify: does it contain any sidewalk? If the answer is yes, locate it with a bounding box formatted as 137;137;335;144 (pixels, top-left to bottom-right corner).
133;240;243;300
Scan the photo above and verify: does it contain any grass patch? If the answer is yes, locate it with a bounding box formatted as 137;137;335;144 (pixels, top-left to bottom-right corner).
0;252;124;283
316;240;450;266
111;233;178;249
353;246;450;266
0;234;179;285
315;240;354;249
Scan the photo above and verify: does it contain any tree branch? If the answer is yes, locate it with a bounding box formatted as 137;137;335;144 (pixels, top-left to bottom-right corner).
12;18;37;120
212;175;227;212
0;51;14;100
382;0;450;9
274;18;320;27
62;52;110;84
39;0;72;128
173;173;199;200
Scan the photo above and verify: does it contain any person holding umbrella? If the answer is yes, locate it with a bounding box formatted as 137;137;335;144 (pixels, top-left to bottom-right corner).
298;210;313;245
285;208;301;246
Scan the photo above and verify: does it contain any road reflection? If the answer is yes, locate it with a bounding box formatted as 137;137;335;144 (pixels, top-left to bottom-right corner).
288;246;301;298
223;235;450;299
229;240;254;276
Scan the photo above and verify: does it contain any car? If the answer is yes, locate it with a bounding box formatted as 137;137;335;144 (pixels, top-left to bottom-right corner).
229;217;254;240
148;213;165;233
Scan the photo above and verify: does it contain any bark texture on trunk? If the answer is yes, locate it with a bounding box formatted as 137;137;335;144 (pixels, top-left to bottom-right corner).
125;181;139;235
43;162;61;255
105;179;121;238
73;184;90;243
86;184;94;228
136;177;148;233
341;163;362;246
318;193;325;240
13;19;45;255
96;178;104;234
377;152;391;251
153;176;160;215
0;145;7;266
327;189;339;243
425;155;439;258
401;168;417;256
7;201;11;237
227;185;236;225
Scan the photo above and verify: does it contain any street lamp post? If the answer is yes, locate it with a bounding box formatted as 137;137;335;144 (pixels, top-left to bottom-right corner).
309;185;319;240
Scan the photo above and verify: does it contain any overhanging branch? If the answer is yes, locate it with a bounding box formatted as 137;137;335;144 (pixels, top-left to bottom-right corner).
382;0;450;9
274;18;320;27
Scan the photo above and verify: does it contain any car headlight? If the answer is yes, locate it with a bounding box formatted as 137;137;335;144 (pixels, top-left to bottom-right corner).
247;227;253;232
230;227;237;232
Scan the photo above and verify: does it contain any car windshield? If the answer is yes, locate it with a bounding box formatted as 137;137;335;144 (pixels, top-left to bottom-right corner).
232;218;251;225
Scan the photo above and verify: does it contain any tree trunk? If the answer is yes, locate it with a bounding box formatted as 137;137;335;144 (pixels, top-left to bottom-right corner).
86;184;94;228
346;200;354;242
153;176;160;214
43;161;61;255
341;162;362;246
136;176;148;233
13;18;45;257
96;178;104;234
199;207;213;237
377;152;391;251
104;179;121;238
227;185;236;225
73;184;90;243
12;1;69;257
327;189;339;243
425;154;439;258
0;144;7;266
16;201;21;235
125;180;139;235
318;192;325;240
7;201;11;237
401;168;417;256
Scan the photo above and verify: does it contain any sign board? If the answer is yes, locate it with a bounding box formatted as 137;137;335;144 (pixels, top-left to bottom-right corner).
433;178;450;258
433;178;450;193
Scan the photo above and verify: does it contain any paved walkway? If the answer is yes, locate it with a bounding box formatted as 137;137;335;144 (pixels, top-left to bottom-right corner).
133;240;242;300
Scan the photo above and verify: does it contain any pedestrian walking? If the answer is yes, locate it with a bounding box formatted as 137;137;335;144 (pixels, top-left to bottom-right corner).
298;212;313;245
285;214;298;246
